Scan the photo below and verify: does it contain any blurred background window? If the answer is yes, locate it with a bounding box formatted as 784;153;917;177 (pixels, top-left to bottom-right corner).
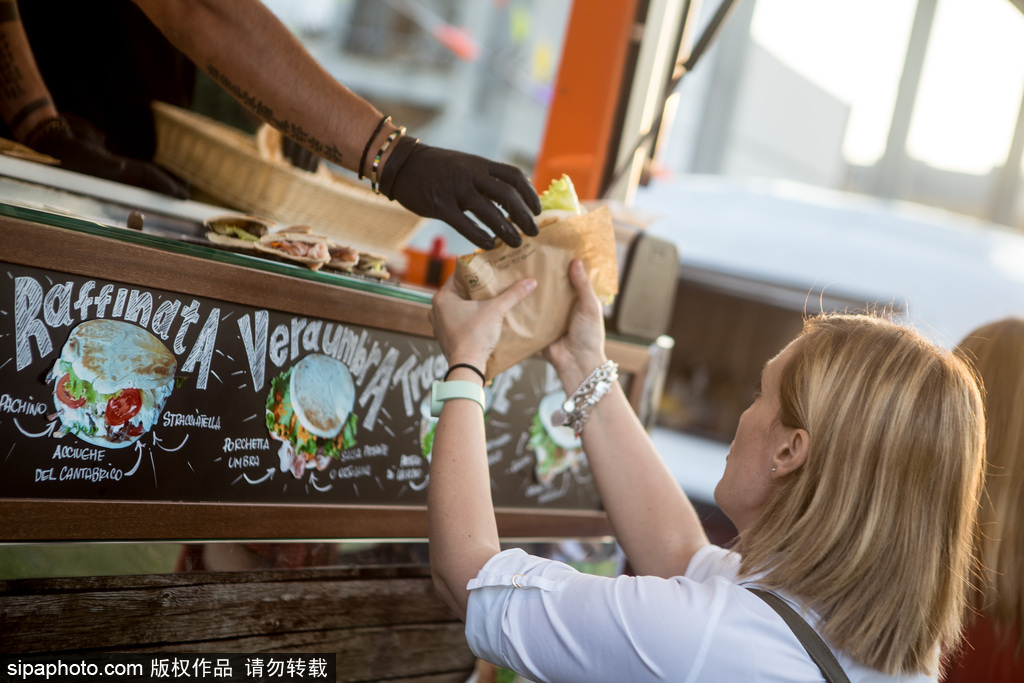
749;0;918;168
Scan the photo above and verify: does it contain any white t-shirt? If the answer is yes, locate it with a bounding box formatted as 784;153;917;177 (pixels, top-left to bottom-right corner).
465;545;935;683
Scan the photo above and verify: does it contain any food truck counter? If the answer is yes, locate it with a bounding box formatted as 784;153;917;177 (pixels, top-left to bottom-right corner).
0;158;663;544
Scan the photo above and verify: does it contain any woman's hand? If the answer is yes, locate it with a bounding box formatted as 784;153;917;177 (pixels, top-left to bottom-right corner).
428;273;536;621
429;274;537;370
544;259;609;390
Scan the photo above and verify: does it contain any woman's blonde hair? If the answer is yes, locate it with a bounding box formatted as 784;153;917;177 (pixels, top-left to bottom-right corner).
738;313;986;676
956;318;1024;655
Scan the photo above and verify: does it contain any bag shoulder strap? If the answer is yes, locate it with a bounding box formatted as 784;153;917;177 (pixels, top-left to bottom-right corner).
746;587;851;683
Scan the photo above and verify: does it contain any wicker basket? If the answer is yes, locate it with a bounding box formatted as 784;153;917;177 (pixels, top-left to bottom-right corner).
151;101;423;256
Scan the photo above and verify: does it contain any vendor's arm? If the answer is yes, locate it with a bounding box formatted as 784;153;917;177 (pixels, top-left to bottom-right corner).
133;0;376;172
0;1;59;140
132;0;540;248
546;260;709;578
427;275;537;620
0;1;188;196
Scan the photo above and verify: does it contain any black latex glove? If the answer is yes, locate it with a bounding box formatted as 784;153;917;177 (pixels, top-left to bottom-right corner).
26;116;190;199
379;137;541;249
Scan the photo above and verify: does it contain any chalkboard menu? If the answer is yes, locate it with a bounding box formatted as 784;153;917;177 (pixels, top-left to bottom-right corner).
1;262;603;511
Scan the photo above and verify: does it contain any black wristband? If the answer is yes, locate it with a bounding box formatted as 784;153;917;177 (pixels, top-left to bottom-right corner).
444;363;486;384
358;115;390;180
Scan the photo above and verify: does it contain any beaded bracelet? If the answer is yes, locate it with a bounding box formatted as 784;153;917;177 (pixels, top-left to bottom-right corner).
561;360;619;437
370;126;405;194
358;115;390;180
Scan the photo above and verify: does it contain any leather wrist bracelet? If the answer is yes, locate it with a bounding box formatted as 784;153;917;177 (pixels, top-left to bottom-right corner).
358;115;389;180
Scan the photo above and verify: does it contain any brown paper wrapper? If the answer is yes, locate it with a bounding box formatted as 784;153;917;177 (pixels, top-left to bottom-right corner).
454;205;618;380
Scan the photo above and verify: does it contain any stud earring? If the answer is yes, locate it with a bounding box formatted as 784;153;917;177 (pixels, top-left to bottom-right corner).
771;467;777;473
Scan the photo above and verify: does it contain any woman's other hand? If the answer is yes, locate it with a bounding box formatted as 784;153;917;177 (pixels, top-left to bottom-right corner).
544;259;609;390
429;274;537;370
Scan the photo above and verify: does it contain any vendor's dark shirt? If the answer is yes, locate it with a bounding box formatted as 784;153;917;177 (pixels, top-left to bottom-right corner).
11;0;194;159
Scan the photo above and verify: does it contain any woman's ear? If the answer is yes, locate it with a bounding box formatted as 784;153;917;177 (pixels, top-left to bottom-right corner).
772;428;809;477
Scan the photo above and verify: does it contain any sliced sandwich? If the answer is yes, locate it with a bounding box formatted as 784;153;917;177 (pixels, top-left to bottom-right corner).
49;320;177;449
205;213;274;249
326;242;360;273
353;251;390;280
255;232;332;270
266;353;358;478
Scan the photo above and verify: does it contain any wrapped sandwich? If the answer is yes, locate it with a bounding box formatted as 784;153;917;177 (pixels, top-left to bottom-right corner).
454;174;618;380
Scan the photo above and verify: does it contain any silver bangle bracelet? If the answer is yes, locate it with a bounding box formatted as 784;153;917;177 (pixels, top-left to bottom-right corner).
560;360;619;437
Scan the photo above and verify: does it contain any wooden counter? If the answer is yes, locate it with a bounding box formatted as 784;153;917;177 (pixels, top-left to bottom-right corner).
1;210;660;542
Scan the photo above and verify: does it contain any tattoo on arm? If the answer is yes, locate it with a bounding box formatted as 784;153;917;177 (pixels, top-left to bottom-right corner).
0;34;26;102
7;96;51;132
208;65;344;165
0;2;20;24
0;1;26;105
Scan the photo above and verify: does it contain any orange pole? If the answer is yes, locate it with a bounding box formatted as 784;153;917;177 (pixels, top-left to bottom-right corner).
533;0;642;200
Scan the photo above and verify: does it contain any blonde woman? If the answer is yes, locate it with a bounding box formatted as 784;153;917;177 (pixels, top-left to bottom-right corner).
426;259;985;682
944;319;1024;682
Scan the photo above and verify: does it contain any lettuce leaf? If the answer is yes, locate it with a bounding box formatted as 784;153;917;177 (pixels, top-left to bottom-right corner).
341;412;358;451
267;367;359;458
226;226;260;242
60;360;98;405
538;174;583;215
421;421;436;460
527;410;563;478
265;367;295;435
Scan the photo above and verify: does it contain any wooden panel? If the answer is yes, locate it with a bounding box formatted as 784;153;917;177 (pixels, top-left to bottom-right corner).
0;214;651;374
0;216;434;337
0;500;613;541
0;565;476;683
1;215;655;541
